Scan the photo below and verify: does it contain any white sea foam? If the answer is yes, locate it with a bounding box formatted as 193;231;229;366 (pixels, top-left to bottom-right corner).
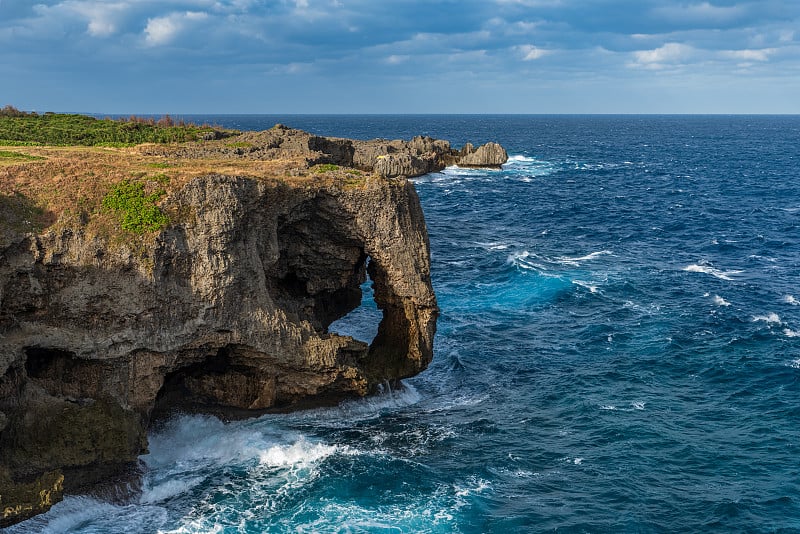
259;439;338;467
454;477;492;498
442;165;497;177
601;402;646;412
140;476;204;504
558;250;612;266
753;313;782;325
143;414;266;469
573;280;600;293
476;240;512;251
8;496;170;534
783;329;800;338
788;359;800;369
712;295;731;306
683;263;743;281
507;250;544;271
283;382;423;426
506;155;537;163
12;497;116;534
783;295;800;306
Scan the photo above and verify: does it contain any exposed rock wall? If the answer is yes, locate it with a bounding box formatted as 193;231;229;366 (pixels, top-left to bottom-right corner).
0;174;436;526
139;126;508;177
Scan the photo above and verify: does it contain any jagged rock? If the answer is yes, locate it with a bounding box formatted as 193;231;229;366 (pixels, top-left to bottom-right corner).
458;142;509;168
352;136;455;178
138;126;508;178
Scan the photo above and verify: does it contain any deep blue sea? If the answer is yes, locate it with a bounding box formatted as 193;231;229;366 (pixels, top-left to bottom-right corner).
10;115;800;533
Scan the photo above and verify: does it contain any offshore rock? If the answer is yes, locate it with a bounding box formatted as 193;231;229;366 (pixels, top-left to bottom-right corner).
458;142;509;168
0;173;437;524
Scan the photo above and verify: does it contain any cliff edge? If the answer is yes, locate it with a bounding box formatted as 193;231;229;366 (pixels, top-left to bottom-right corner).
0;126;507;525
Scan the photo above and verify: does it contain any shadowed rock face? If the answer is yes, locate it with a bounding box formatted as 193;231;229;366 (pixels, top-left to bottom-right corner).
0;174;437;526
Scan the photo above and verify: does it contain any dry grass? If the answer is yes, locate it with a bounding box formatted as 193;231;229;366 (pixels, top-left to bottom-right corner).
0;144;370;240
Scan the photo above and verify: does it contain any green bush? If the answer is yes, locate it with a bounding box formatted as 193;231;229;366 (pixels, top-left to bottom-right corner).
0;150;44;161
313;163;340;173
0;109;240;146
101;180;169;233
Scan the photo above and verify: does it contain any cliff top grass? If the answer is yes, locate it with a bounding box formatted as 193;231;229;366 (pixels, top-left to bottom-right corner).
0;144;320;238
0;105;239;147
0;107;372;242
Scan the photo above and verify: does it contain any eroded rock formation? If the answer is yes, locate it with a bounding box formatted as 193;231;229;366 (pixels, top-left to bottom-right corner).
139;125;509;177
0;126;507;526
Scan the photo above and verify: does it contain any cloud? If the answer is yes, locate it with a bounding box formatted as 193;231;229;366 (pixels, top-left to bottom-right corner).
67;1;128;37
144;10;209;47
385;54;410;64
1;0;799;112
517;44;548;60
721;48;777;62
631;42;695;68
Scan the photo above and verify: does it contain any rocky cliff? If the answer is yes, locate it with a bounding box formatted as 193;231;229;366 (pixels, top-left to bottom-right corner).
0;126;506;525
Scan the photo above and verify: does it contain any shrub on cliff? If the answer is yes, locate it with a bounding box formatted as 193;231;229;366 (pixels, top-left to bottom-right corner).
101;180;169;233
0;110;239;146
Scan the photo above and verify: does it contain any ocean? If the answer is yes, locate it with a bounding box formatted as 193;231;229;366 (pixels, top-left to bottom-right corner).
9;115;800;533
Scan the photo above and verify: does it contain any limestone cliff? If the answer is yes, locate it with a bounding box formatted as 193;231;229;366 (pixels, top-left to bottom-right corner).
0;126;506;526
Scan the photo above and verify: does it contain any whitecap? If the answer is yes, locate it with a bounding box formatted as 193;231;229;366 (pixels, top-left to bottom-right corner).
683;263;743;281
712;295;731;306
475;240;511;251
788;359;800;369
506;155;537;163
631;401;645;410
454;477;492;498
558;250;612;266
783;329;800;338
783;295;799;306
599;405;616;411
573;280;600;293
753;313;782;325
258;439;338;467
573;458;584;465
507;250;544;271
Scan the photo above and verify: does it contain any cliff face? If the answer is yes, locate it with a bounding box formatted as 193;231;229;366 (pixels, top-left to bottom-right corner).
0;174;436;525
0;125;507;526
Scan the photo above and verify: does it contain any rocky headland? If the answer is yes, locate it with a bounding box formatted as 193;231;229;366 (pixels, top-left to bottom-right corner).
0;125;507;525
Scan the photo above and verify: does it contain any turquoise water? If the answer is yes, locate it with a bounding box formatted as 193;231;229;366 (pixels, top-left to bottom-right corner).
11;115;800;532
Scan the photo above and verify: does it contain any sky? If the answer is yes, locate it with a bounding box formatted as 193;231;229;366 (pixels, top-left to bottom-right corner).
1;0;798;114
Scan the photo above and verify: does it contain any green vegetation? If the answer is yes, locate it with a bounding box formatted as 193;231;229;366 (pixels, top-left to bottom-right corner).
0;150;44;161
313;163;340;173
0;140;42;146
0;105;240;146
226;141;253;148
101;180;169;234
147;162;174;169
